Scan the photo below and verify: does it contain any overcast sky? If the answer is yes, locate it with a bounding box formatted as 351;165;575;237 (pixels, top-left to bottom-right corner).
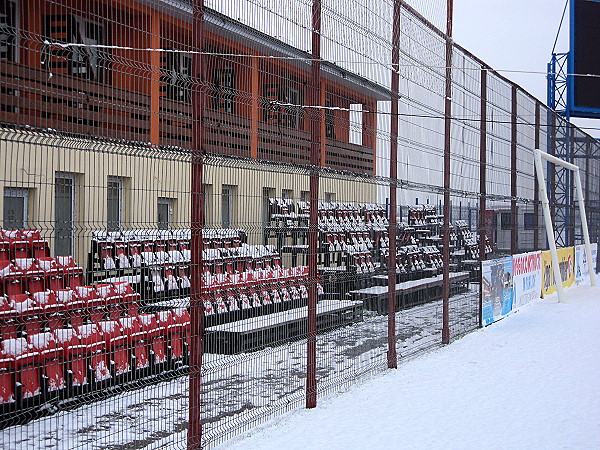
453;0;599;138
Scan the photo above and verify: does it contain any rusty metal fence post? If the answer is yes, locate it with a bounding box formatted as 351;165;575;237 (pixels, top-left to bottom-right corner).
387;0;402;370
442;0;454;345
306;0;322;409
188;0;205;447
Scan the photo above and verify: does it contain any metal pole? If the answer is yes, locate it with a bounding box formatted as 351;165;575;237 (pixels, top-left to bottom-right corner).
442;0;453;345
534;150;566;301
188;0;205;448
574;169;597;286
510;85;518;255
533;102;540;250
306;0;322;409
569;127;575;247
386;0;401;370
478;66;487;328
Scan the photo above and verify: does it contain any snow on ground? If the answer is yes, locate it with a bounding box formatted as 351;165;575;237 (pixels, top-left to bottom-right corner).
223;282;600;450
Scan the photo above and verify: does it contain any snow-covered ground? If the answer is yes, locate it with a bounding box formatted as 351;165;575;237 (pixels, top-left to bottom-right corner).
223;281;600;449
1;290;478;449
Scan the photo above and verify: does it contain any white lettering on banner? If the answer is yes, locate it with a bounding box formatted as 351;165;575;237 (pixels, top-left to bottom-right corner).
512;251;542;309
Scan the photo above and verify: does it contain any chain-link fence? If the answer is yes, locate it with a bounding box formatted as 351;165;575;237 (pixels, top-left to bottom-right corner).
0;0;599;448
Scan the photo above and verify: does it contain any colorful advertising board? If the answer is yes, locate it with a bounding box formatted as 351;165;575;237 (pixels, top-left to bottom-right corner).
512;251;542;309
541;247;575;297
481;257;514;326
575;243;598;285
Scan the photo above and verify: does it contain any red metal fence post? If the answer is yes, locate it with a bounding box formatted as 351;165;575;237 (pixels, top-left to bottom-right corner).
442;0;454;345
386;0;402;370
188;0;205;448
511;85;518;255
306;0;322;409
478;66;487;327
534;102;540;250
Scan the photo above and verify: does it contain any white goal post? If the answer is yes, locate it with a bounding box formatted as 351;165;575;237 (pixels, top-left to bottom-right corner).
534;149;597;302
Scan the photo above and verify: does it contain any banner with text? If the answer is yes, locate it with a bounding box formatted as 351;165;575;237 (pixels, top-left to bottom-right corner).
575;243;598;285
481;256;514;326
512;251;542;309
541;247;575;297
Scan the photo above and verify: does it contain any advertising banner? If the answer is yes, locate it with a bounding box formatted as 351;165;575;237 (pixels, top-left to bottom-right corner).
575;243;598;285
512;251;542;309
541;247;575;297
481;256;514;326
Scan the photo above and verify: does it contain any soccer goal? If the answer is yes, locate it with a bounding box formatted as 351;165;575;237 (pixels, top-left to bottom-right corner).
534;149;597;302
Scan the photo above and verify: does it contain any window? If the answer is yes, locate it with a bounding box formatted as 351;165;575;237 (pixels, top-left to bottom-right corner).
221;185;236;228
262;187;275;225
214;67;234;113
263;84;281;124
325;98;336;139
524;212;535;230
324;192;336;203
284;87;300;129
262;84;302;129
55;174;75;256
45;15;106;82
0;0;18;62
161;50;191;102
300;191;310;202
3;187;27;229
500;212;512;231
158;198;173;230
202;183;213;226
107;177;122;232
349;103;363;145
282;189;293;200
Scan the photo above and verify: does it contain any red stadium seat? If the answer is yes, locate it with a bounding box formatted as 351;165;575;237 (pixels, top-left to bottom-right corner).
128;242;142;268
55;256;78;273
98;242;116;270
32;290;60;315
137;314;167;365
10;240;30;260
19;230;41;240
65;270;84;290
114;242;130;269
31;239;50;259
2;338;40;400
0;240;10;262
119;316;149;370
75;285;104;311
28;332;66;393
0;318;18;340
0;356;15;405
51;327;88;386
47;272;64;292
67;309;87;328
75;324;111;383
98;320;130;376
95;283;116;300
166;309;190;360
112;281;134;296
88;307;105;324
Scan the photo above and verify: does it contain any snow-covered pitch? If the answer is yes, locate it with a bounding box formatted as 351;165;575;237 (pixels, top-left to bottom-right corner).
223;278;600;449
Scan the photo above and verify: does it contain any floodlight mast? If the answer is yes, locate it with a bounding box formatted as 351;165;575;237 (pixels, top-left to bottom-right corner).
534;149;597;303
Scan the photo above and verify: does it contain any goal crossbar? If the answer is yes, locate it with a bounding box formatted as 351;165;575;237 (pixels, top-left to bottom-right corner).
534;149;597;302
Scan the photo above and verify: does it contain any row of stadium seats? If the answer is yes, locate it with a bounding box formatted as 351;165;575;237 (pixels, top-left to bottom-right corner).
93;228;246;271
202;278;322;315
202;265;310;290
1;282;141;339
0;308;190;407
0;230;50;263
0;256;84;298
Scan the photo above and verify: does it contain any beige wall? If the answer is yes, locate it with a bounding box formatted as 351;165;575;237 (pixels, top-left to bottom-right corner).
1;129;377;271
